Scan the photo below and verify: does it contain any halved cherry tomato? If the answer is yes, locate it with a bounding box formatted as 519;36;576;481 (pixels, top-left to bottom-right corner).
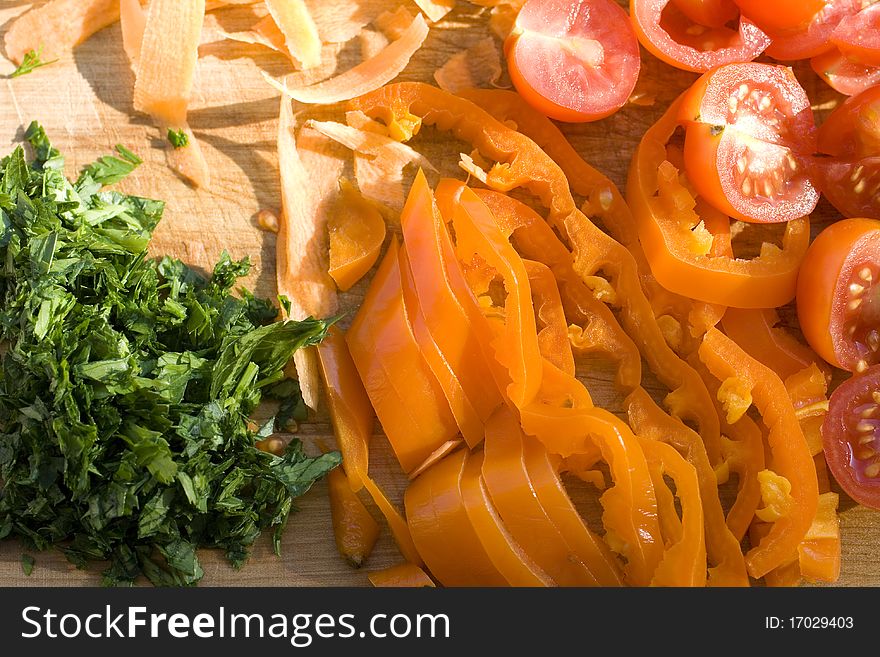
812;47;880;96
796;218;880;373
733;0;825;35
831;2;880;66
678;63;819;223
822;364;880;508
816;84;880;218
505;0;640;122
630;0;770;73
764;0;864;61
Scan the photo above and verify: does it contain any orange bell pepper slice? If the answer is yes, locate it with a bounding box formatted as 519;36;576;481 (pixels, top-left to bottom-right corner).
625;388;748;586
459;88;725;352
351;84;722;466
457;451;554;587
474;188;641;391
398;171;505;445
368;563;435;587
404;449;507;586
639;439;707;587
626;95;810;309
481;409;601;586
721;308;830;384
525;260;576;378
328;182;386;292
327;468;379;568
346;238;458;473
699;329;819;579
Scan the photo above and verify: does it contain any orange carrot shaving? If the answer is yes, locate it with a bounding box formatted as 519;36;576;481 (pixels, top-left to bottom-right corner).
263;14;429;105
276;96;340;410
413;0;456;23
3;0;125;64
374;6;417;39
119;0;147;66
221;15;289;58
433;37;503;94
304;0;401;44
264;0;322;69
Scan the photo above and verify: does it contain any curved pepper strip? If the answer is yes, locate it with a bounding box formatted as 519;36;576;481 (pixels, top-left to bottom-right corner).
473;188;642;392
404;449;507;586
482;409;600;586
369;563;435;587
520;433;624;586
346;238;459;473
688;354;765;542
350;83;722;465
459;88;725;352
722;309;831;384
316;324;421;565
639;439;707;587
524;260;576;378
458;451;555;587
398;171;505;445
626;95;810;309
699;329;819;579
625;388;749;586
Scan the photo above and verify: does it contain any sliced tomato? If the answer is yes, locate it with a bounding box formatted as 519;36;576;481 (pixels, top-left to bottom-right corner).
812;47;880;96
764;0;865;61
830;2;880;66
672;0;739;28
678;63;819;223
733;0;825;34
823;365;880;509
816;85;880;218
796;218;880;373
504;0;640;123
630;0;770;73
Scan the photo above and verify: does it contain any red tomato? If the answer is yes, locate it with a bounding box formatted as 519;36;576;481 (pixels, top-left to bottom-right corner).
823;365;880;509
812;47;880;96
796;218;880;373
765;0;865;61
629;0;770;73
831;3;880;66
505;0;640;123
677;63;819;223
672;0;738;28
816;85;880;219
733;0;825;35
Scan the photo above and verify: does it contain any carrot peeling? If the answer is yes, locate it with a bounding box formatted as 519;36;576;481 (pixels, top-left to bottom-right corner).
434;37;503;94
264;0;322;69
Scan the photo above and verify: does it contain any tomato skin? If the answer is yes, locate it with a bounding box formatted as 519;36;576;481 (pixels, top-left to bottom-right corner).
672;0;738;28
823;365;880;509
812;47;880;96
505;0;640;123
830;3;880;66
796;218;880;371
733;0;824;34
817;84;880;159
678;63;819;223
630;0;770;73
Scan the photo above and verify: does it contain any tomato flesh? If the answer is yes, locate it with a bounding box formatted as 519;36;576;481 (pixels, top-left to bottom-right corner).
630;0;770;73
823;365;880;509
505;0;640;123
679;63;819;223
765;0;864;61
796;218;880;372
733;0;825;34
831;3;880;66
812;47;880;96
671;0;739;28
817;85;880;219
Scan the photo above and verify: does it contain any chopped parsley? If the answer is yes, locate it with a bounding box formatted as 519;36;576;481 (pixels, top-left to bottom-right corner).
0;122;340;586
10;47;57;78
167;129;189;149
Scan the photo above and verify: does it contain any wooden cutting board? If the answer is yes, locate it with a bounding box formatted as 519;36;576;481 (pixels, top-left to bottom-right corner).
0;0;877;587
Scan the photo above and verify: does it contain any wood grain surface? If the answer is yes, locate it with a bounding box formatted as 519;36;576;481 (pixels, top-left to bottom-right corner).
0;0;877;587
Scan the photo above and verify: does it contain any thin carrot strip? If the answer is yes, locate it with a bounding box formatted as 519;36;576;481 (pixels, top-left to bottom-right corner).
264;0;322;69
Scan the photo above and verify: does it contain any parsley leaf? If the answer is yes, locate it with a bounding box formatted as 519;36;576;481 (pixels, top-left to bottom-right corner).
21;554;35;576
167;129;189;149
0;124;339;586
10;47;57;78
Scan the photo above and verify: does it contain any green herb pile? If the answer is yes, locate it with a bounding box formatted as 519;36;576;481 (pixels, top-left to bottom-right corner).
0;123;340;585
